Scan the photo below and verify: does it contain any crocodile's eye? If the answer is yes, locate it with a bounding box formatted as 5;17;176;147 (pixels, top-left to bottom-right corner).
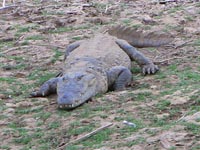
62;77;68;82
77;74;84;81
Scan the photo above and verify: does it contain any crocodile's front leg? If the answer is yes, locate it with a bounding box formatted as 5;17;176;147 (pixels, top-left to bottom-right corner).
30;78;59;97
107;66;132;91
116;39;159;75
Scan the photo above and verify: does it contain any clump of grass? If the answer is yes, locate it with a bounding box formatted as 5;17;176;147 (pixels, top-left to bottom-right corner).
48;121;61;129
167;6;183;14
156;100;171;111
183;122;200;135
50;49;63;63
25;35;46;41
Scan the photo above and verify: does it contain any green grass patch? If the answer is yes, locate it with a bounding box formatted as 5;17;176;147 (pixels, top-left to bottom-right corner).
164;24;183;32
0;145;10;150
192;38;200;46
48;121;61;129
0;77;17;84
131;66;141;74
79;127;113;148
119;137;145;148
49;27;73;33
41;10;65;16
154;71;167;80
122;18;132;25
71;36;82;41
0;41;14;49
16;24;39;33
15;106;43;115
48;24;92;34
125;91;153;102
151;117;168;126
76;106;94;118
2;63;28;70
25;35;46;41
50;49;63;63
69;125;93;136
34;111;51;121
28;70;57;85
184;122;200;135
156;100;171;111
168;6;183;13
178;70;200;84
131;24;143;29
192;145;200;150
184;15;195;21
13;135;32;144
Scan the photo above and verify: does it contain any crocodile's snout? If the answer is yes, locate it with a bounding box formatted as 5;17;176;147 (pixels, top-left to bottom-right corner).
57;72;96;109
57;93;83;109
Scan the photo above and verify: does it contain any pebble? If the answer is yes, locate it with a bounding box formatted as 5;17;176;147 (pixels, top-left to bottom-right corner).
5;103;17;108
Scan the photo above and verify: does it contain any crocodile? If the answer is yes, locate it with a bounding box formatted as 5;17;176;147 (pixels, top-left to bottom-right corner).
31;25;173;109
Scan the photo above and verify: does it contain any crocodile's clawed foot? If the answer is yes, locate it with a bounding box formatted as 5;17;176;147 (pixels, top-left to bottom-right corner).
30;91;44;97
142;63;159;75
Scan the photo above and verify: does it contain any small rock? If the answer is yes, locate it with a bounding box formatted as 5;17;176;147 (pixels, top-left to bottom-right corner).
157;113;170;119
5;103;17;108
129;145;144;150
0;94;7;99
178;19;186;25
54;19;66;27
141;15;157;25
184;6;199;16
164;90;190;105
146;136;160;144
13;72;26;78
125;135;143;142
35;98;49;104
38;26;56;33
81;119;91;124
2;65;14;70
182;112;200;125
0;120;8;126
160;136;172;149
85;17;110;25
54;18;77;27
16;101;33;108
159;131;194;149
4;108;15;116
184;27;200;35
150;85;157;89
23;118;37;128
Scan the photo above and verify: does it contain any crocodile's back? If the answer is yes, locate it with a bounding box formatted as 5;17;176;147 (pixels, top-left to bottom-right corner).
66;33;131;70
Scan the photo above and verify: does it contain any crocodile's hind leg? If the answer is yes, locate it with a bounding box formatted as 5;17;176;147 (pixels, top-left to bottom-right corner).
116;39;159;75
107;66;132;91
64;41;81;60
30;78;59;97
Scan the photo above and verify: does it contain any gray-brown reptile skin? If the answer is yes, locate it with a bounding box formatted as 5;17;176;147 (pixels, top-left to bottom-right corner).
31;26;173;109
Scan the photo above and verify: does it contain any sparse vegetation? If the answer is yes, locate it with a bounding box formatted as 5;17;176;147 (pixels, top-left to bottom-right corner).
0;0;199;150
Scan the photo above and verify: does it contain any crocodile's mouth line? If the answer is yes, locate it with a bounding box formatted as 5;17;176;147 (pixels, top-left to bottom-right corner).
58;100;85;109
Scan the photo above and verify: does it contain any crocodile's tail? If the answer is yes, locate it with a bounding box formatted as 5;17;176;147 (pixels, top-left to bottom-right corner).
108;25;174;48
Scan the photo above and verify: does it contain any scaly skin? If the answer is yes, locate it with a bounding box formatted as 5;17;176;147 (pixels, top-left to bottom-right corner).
30;28;170;109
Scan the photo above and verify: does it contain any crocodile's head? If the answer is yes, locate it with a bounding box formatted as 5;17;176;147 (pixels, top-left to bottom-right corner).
57;72;97;109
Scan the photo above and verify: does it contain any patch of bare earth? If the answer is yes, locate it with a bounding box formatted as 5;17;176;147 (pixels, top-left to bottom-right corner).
0;0;200;150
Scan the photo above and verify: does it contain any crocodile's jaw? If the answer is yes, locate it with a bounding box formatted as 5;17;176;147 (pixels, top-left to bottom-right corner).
57;91;95;109
57;72;97;109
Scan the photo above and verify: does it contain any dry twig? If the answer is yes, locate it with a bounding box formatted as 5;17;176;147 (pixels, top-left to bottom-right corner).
176;112;187;122
154;54;199;64
0;5;16;11
56;123;113;150
165;40;193;49
1;44;65;54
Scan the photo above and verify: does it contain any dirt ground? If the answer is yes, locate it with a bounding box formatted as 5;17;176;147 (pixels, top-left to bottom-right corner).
0;0;200;150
